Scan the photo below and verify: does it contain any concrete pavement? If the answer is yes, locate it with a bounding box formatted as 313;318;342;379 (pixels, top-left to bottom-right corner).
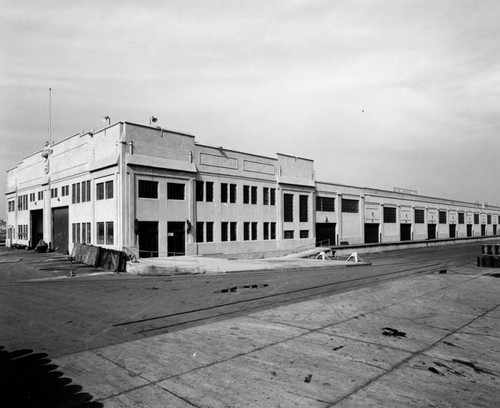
53;265;500;407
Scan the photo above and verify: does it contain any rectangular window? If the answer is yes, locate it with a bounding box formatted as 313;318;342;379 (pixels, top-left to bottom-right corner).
243;185;250;204
96;183;104;200
316;197;335;212
415;209;425;224
263;222;269;240
300;230;309;238
221;222;228;242
105;181;113;199
86;222;91;243
86;181;91;201
263;188;269;205
106;221;114;245
284;194;294;222
474;214;479;224
384;207;397;223
251;222;257;240
439;211;447;224
81;223;87;244
38;191;43;201
196;222;204;242
299;195;308;222
29;193;34;202
487;215;492;224
271;222;276;239
230;184;237;203
97;222;105;244
167;183;185;200
206;222;214;242
138;180;158;199
244;222;250;241
81;182;86;202
342;199;359;213
458;212;465;224
206;182;214;202
51;188;58;198
72;223;77;243
284;230;294;239
221;183;228;203
230;222;237;241
270;188;276;206
251;186;257;205
196;181;204;202
76;183;80;203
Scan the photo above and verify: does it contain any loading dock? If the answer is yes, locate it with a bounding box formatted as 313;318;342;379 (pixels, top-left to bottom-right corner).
364;223;379;244
400;224;412;241
30;209;43;248
316;223;336;246
138;221;159;258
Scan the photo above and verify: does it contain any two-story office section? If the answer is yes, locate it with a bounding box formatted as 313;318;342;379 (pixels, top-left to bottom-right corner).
5;121;316;257
5;121;500;257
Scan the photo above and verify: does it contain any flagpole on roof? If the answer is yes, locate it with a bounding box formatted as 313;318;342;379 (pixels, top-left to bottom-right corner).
48;87;52;145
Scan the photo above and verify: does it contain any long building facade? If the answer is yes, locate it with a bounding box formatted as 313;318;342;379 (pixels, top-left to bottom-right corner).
5;121;500;257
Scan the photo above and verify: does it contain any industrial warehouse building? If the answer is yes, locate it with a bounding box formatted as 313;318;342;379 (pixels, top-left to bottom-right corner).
5;121;500;257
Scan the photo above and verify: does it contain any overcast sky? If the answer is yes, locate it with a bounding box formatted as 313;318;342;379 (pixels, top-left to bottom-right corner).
1;0;499;218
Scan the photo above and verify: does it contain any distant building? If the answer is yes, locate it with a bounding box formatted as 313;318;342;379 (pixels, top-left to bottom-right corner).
5;121;500;256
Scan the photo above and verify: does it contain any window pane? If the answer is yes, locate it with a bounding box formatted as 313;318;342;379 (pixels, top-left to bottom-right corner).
384;207;396;223
251;186;257;204
251;222;257;240
106;221;114;244
284;194;294;222
221;222;228;242
196;181;204;201
415;209;425;224
138;180;158;198
284;230;294;239
299;195;308;222
105;181;113;199
206;182;214;202
243;185;250;204
270;188;276;205
342;199;359;213
167;183;185;200
230;222;237;241
206;222;214;242
263;222;269;240
221;183;228;203
96;183;104;200
263;187;269;205
97;222;104;244
300;230;309;238
196;222;204;242
316;197;335;212
244;222;250;241
230;184;237;203
439;211;447;224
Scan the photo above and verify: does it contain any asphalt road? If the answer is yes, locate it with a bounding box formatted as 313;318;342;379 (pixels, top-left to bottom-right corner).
0;243;483;358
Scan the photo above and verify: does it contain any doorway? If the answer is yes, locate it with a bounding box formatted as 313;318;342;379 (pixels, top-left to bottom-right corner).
400;224;412;241
138;221;159;258
167;222;185;256
316;223;336;246
467;224;472;237
427;224;436;240
52;207;69;254
31;209;43;248
364;223;379;244
449;224;456;238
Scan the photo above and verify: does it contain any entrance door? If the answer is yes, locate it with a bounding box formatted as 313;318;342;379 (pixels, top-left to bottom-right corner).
481;225;486;236
31;209;44;248
364;223;379;244
400;224;411;241
427;224;436;240
52;207;69;254
138;221;158;258
167;222;185;256
316;223;336;246
494;225;497;235
467;224;472;237
449;224;456;238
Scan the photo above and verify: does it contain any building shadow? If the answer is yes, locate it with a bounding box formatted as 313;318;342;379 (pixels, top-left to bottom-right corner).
0;346;103;408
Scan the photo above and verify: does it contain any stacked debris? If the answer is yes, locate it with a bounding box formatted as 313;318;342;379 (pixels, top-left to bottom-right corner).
477;244;500;268
71;243;127;272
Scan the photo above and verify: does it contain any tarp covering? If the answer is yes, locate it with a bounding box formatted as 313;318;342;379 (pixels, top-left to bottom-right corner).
71;243;127;272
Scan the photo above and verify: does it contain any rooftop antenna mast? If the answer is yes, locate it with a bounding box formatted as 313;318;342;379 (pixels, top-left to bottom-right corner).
48;87;52;145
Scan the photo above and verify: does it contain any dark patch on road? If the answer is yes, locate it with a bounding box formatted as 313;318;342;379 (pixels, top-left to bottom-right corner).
487;272;500;278
215;284;269;293
304;374;313;383
452;359;497;376
382;327;407;338
0;345;102;407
